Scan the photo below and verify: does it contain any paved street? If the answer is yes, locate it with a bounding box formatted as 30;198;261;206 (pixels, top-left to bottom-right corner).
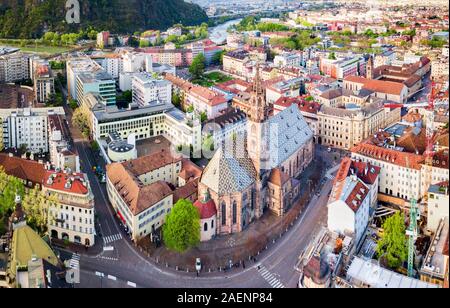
70;136;333;288
54;74;337;288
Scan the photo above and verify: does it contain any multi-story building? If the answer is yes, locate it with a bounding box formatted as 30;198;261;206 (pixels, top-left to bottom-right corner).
344;76;408;104
327;167;373;247
122;51;152;73
48;114;80;173
0;52;29;83
76;71;116;107
97;31;110;48
374;50;396;67
44;171;95;247
0;107;65;153
66;57;105;101
351;135;449;204
185;86;228;119
274;52;302;68
419;217;449;288
131;73;172;107
33;62;55;104
94;54;124;79
427;181;449;233
265;77;304;104
320;56;366;80
106;150;201;241
91;102;202;156
203;108;247;150
431;59;449;82
223;50;252;79
317;99;402;150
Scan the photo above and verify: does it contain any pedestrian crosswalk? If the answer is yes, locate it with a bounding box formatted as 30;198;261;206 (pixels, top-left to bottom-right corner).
103;233;122;245
99;256;119;262
258;266;285;288
72;253;81;261
326;174;335;180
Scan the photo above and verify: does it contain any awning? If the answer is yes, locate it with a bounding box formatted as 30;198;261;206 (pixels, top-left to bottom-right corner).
117;210;126;225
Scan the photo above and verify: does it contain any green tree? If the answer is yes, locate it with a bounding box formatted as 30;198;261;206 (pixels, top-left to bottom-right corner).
163;199;200;252
376;212;408;269
328;52;336;60
72;108;91;138
0;167;25;216
172;92;181;108
200;111;208;123
22;186;57;234
189;53;206;80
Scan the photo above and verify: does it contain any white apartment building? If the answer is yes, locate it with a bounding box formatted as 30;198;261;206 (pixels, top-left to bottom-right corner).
44;171;95;247
96;55;124;79
0;107;65;153
66;57;105;100
0;52;30;83
123;51;153;73
274;52;302;68
427;182;449;233
327;175;371;247
132;73;172;107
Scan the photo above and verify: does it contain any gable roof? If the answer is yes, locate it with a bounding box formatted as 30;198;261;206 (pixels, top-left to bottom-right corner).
344;76;406;96
106;163;173;216
0;154;46;186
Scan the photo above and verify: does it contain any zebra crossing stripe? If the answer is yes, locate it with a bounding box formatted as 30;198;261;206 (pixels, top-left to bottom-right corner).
258;266;285;289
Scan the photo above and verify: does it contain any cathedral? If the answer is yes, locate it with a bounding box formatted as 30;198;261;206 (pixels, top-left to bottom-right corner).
196;66;315;235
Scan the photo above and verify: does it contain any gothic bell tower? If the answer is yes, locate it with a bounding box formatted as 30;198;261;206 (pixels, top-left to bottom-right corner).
247;64;271;175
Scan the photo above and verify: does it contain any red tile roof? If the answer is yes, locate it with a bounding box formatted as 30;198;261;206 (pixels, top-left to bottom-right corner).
268;168;290;187
344;76;406;96
43;171;89;195
351;143;424;170
0;154;46;186
189;86;228;107
345;181;369;212
193;199;217;219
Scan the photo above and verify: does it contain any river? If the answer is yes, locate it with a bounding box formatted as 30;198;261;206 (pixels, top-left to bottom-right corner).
209;19;242;45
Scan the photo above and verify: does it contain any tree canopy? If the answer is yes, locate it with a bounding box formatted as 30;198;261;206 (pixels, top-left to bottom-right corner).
0;167;26;216
376;212;408;269
163;199;200;253
189;53;206;80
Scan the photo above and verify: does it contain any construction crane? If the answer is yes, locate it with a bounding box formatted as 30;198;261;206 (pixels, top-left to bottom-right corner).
406;156;420;278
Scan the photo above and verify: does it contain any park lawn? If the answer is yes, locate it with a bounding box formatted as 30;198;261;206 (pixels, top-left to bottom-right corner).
0;40;72;55
192;72;233;87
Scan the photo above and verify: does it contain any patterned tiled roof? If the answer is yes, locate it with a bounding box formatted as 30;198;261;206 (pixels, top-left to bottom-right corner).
200;140;256;195
266;104;314;168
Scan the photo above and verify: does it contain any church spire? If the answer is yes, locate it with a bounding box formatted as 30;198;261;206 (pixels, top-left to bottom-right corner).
248;62;268;123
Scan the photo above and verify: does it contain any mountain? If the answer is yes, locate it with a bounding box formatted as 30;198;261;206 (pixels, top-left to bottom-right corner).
0;0;209;38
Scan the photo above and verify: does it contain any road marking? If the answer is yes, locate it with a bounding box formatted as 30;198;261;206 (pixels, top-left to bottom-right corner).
103;246;114;251
103;233;123;244
127;281;137;288
99;256;119;261
95;271;104;277
257;266;285;289
72;253;81;261
108;275;117;281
